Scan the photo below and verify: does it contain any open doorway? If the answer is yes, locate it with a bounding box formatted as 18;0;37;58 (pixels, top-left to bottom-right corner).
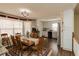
51;22;61;48
41;21;61;55
52;23;58;39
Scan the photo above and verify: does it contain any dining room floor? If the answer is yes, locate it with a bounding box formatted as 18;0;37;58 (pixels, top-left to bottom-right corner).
6;38;74;56
21;38;75;56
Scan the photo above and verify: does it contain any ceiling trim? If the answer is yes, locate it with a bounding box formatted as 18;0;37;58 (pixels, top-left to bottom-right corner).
0;12;36;21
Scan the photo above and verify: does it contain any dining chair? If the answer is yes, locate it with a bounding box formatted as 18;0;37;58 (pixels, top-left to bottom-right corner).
1;33;10;47
30;31;38;38
11;35;17;46
32;37;45;56
15;35;25;56
7;35;23;56
7;35;20;56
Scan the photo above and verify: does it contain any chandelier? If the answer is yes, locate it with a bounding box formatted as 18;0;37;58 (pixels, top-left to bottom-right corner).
19;8;31;18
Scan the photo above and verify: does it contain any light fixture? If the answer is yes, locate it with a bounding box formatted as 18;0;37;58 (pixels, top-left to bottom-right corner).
19;8;31;17
19;8;31;13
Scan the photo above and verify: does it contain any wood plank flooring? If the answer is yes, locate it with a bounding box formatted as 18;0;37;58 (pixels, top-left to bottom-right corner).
49;39;74;56
6;39;75;56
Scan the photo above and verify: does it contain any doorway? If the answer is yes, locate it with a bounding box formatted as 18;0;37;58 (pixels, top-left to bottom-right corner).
42;21;61;48
52;22;61;48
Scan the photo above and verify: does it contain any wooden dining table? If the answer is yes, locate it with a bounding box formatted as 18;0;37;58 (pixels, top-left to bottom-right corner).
20;37;39;54
20;36;39;46
21;39;34;46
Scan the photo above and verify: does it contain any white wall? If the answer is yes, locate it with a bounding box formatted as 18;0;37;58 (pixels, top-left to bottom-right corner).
63;9;74;51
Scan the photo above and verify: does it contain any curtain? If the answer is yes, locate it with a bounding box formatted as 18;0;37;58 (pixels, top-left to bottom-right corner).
0;17;23;36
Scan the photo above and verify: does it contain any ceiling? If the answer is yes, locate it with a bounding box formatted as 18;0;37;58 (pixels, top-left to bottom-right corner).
0;3;76;19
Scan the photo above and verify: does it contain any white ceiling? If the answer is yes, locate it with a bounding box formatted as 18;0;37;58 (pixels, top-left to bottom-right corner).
0;3;76;19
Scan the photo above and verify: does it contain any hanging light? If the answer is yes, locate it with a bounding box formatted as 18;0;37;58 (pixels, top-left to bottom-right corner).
19;8;31;18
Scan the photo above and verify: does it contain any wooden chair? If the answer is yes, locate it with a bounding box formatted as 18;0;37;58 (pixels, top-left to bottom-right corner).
30;32;38;38
7;35;23;56
32;37;45;55
1;33;8;36
7;35;19;56
15;35;24;56
11;35;17;46
1;33;10;47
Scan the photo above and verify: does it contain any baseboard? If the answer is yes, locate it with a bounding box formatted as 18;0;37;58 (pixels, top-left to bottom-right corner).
60;47;72;52
59;47;75;56
62;47;72;51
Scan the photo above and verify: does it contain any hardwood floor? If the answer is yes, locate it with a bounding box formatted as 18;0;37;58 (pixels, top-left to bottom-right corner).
6;38;74;56
49;39;74;56
58;48;74;56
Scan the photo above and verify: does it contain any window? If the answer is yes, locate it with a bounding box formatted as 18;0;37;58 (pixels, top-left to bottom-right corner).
0;17;13;36
24;21;32;36
13;20;23;35
0;17;23;36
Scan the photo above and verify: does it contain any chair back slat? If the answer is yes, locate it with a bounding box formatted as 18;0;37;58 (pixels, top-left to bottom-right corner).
11;35;17;46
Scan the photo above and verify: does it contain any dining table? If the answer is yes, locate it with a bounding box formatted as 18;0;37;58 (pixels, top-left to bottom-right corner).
20;36;39;46
21;39;34;46
20;36;39;53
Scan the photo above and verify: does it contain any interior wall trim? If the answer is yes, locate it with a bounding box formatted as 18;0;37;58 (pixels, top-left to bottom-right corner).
0;12;36;21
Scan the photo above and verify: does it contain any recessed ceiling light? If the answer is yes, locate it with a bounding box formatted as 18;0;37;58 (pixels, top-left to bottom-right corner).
19;8;31;13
